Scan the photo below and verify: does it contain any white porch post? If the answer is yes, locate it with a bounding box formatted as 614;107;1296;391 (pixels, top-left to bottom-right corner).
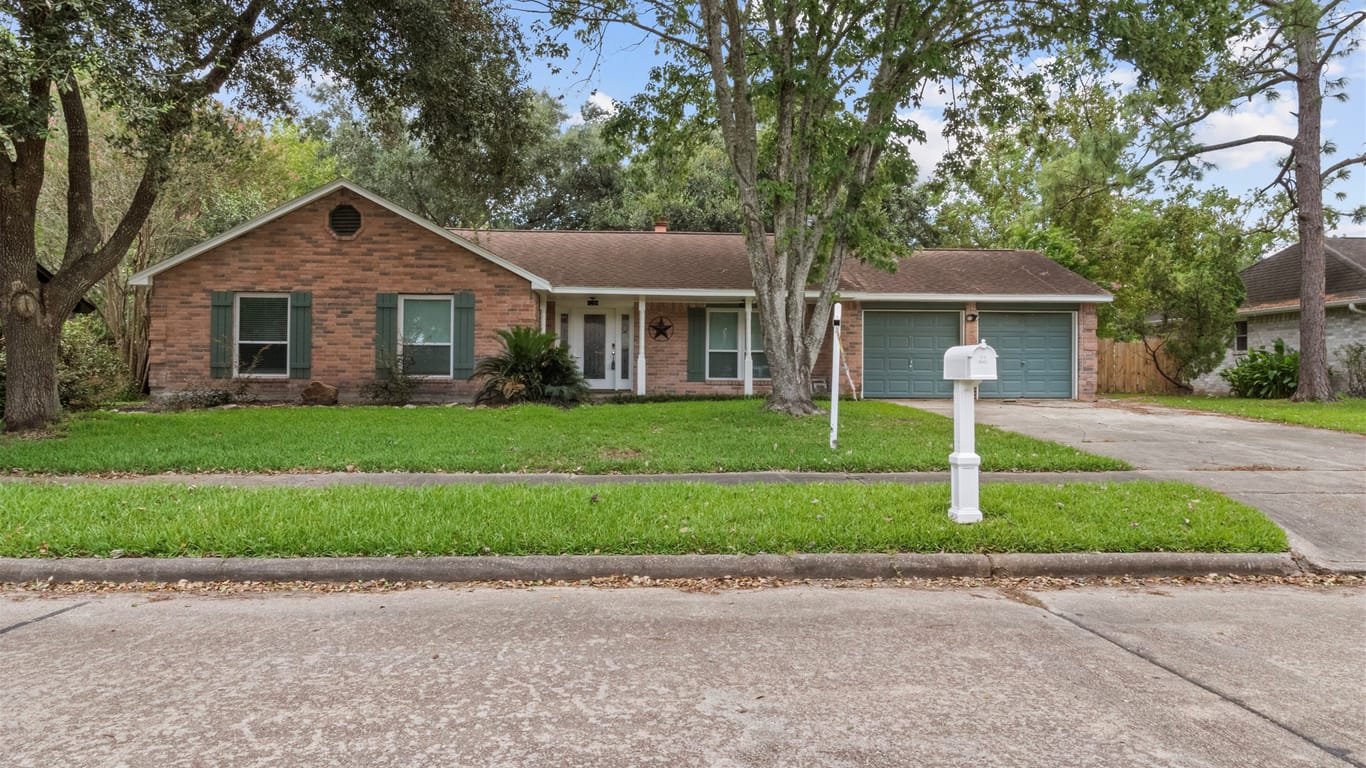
538;294;547;333
743;296;754;396
636;297;647;395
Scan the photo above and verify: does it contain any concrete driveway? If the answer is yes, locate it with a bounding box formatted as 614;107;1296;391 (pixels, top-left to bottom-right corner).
900;399;1366;572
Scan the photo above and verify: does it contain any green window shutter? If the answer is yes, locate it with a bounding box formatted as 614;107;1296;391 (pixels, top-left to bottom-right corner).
375;293;398;379
289;291;312;379
210;291;233;379
686;307;706;382
453;291;475;377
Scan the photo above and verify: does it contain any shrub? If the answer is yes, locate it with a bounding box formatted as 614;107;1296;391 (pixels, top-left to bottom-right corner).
361;352;423;405
1335;342;1366;397
1;315;131;413
472;327;589;405
1221;338;1300;398
160;381;237;411
57;314;132;409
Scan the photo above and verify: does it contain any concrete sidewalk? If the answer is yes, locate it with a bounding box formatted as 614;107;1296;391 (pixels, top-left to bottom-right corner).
899;399;1366;573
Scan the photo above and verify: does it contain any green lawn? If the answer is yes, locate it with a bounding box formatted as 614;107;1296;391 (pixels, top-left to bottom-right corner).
0;481;1284;557
0;400;1127;474
1123;395;1366;434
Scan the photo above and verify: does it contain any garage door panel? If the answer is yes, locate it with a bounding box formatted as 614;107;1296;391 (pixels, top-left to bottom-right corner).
863;311;960;398
978;312;1073;399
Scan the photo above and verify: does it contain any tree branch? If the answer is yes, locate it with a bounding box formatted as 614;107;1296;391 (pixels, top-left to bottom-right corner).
1323;153;1366;179
59;78;102;268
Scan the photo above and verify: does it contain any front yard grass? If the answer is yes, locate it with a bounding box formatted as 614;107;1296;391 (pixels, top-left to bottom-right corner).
0;481;1284;557
0;400;1127;474
1122;395;1366;434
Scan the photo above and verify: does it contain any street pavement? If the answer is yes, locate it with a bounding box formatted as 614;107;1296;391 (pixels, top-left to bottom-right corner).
1;583;1362;767
900;399;1366;573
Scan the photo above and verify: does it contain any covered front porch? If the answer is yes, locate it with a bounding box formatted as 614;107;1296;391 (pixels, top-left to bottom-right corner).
539;291;778;396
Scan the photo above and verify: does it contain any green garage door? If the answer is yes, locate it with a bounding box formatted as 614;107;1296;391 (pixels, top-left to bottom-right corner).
977;312;1074;398
862;311;961;398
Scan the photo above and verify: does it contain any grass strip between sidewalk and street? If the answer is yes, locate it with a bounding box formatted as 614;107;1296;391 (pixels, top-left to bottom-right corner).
0;400;1127;475
1118;395;1366;434
0;481;1285;558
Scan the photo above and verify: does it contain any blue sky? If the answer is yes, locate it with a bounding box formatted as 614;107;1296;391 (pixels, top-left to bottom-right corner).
515;10;1366;241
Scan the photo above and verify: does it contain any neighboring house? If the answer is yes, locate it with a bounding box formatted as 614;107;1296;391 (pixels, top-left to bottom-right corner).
1193;237;1366;394
129;180;1112;402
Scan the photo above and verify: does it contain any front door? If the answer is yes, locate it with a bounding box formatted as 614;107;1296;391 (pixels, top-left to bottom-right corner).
570;308;632;390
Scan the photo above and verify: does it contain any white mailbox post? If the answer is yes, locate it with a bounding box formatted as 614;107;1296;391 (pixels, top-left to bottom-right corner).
942;341;998;523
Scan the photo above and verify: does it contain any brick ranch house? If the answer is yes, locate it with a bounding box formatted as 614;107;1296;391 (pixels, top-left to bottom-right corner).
130;180;1112;402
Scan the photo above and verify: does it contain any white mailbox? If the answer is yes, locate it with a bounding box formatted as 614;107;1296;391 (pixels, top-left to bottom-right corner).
943;341;998;381
941;340;996;524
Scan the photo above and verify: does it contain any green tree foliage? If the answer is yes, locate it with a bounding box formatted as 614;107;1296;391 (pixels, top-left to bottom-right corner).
1;0;533;430
535;0;1236;414
931;64;1271;388
1100;192;1254;387
1121;0;1365;401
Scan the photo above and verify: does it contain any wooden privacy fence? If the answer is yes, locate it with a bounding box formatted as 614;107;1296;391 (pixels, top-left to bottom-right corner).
1096;338;1185;395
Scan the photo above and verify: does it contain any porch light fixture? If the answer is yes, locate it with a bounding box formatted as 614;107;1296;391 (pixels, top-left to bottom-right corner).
587;297;599;306
965;312;979;322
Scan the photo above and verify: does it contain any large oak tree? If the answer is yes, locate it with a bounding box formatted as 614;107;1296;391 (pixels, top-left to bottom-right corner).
537;0;1240;415
1;0;532;430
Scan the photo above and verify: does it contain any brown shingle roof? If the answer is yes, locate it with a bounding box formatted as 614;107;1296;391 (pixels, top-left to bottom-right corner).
1240;237;1366;312
838;249;1110;297
451;229;1110;298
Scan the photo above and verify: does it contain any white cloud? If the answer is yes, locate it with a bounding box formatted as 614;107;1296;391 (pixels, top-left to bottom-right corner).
1330;221;1366;237
1192;94;1298;171
897;109;952;181
563;91;618;127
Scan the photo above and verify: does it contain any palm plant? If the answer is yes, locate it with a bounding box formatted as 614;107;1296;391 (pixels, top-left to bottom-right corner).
471;327;589;405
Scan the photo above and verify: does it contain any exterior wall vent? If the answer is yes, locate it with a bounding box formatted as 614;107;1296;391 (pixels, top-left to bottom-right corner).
329;204;362;237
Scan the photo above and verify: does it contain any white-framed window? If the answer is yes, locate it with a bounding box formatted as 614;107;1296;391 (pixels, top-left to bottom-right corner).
750;312;769;379
400;296;454;377
1234;320;1249;352
234;293;289;377
706;309;769;380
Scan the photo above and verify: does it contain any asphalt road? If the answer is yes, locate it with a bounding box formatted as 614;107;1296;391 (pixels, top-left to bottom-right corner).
2;583;1362;767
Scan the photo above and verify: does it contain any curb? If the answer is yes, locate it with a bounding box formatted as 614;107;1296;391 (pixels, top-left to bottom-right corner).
0;552;1300;584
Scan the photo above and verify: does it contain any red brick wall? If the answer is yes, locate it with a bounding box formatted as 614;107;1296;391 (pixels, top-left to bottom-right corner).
147;189;538;402
811;301;863;395
635;302;772;396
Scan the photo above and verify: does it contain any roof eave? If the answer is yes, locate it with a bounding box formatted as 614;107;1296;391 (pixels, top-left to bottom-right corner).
1238;296;1366;316
840;292;1114;303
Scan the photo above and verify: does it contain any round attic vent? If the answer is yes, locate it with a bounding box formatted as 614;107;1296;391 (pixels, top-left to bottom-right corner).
328;204;362;237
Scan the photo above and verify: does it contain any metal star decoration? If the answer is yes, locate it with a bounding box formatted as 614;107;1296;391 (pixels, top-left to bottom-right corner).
648;316;674;340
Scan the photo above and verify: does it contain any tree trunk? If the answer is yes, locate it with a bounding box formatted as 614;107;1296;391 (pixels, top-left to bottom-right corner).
1290;14;1335;402
3;306;63;431
763;300;821;416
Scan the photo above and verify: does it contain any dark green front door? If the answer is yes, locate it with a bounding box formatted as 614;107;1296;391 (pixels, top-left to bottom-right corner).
977;312;1074;398
862;311;961;398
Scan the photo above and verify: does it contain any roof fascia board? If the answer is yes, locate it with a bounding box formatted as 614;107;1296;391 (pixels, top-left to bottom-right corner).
842;292;1114;303
1238;297;1365;316
550;288;1113;303
128;179;550;290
